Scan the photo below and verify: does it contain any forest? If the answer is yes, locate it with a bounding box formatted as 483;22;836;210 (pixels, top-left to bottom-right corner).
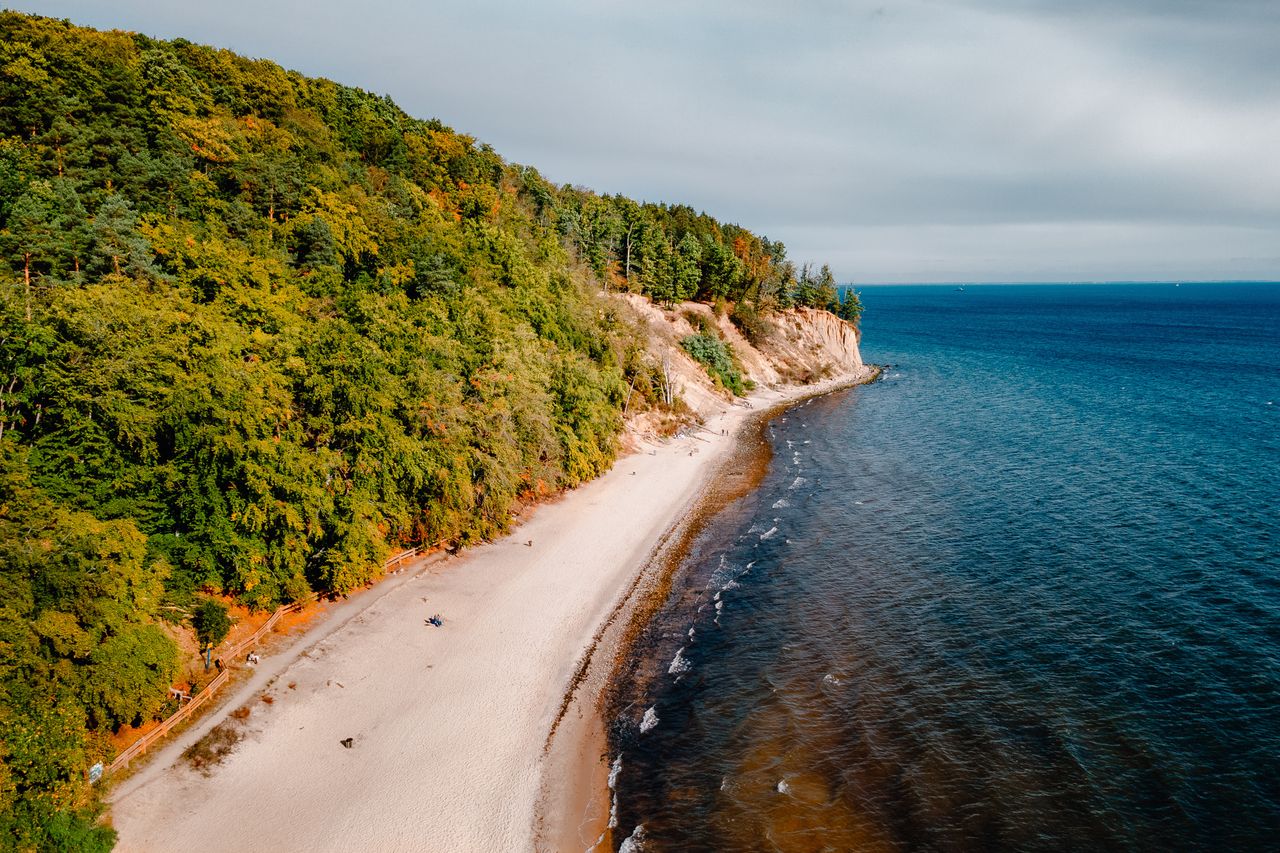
0;11;860;848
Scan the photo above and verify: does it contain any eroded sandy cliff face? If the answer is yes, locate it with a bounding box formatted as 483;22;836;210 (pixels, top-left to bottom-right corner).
618;294;870;430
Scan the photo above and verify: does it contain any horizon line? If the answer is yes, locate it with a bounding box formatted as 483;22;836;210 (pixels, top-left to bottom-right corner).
842;280;1280;287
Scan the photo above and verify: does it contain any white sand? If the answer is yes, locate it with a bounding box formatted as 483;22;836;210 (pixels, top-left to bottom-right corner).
110;374;867;852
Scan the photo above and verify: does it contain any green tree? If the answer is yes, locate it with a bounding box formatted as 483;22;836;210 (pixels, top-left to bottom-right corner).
699;237;741;301
192;599;231;648
1;183;58;319
837;288;863;323
82;625;181;729
672;233;702;302
88;195;159;281
815;264;839;312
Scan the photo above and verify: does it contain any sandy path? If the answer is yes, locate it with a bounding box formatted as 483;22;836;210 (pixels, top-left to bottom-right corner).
110;376;865;852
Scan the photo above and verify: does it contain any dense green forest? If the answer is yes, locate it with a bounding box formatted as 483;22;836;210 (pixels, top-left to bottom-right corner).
0;12;860;848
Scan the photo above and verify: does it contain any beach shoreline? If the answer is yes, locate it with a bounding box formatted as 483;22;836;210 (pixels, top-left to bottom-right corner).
109;369;875;853
535;369;880;852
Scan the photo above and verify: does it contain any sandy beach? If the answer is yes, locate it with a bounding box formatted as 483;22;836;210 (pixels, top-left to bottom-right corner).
109;371;871;852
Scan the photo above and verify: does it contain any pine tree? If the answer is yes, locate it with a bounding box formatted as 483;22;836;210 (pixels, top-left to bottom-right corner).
88;195;159;280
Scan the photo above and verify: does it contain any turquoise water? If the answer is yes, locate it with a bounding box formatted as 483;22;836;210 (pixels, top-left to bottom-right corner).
609;283;1280;851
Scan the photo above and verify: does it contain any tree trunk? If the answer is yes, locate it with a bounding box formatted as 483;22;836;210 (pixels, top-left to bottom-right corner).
661;355;674;407
23;253;31;321
621;375;639;417
624;223;636;286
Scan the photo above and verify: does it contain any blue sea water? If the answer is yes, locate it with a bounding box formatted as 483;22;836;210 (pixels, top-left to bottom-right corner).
609;283;1280;851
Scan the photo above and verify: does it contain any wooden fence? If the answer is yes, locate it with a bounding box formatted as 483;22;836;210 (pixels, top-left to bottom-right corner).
104;597;309;776
105;663;231;775
103;542;436;777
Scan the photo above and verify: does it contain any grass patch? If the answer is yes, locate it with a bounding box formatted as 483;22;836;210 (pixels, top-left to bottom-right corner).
182;718;245;775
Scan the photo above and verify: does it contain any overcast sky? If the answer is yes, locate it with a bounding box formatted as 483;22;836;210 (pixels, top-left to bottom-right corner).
14;0;1280;282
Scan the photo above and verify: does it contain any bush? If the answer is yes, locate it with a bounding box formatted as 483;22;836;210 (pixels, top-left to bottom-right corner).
681;309;714;335
681;334;745;396
729;300;772;344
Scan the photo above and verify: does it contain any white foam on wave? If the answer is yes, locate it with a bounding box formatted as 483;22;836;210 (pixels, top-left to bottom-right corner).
668;647;691;675
640;706;659;733
606;756;624;830
608;755;624;789
619;825;646;853
823;673;843;686
789;477;807;490
723;580;740;590
777;778;792;795
772;498;790;509
688;627;695;640
760;526;779;540
708;553;735;588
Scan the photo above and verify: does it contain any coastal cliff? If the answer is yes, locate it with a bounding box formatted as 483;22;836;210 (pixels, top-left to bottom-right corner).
620;294;867;430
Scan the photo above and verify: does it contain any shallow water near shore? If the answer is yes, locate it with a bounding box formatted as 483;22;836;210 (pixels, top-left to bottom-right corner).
607;283;1280;851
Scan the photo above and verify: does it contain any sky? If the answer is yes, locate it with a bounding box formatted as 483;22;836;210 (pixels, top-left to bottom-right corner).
12;0;1280;282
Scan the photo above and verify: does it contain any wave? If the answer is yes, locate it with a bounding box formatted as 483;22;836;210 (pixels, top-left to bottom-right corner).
668;647;691;675
619;825;646;853
640;706;659;733
608;755;624;789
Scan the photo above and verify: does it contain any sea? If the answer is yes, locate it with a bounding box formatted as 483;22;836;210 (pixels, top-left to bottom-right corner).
607;283;1280;852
